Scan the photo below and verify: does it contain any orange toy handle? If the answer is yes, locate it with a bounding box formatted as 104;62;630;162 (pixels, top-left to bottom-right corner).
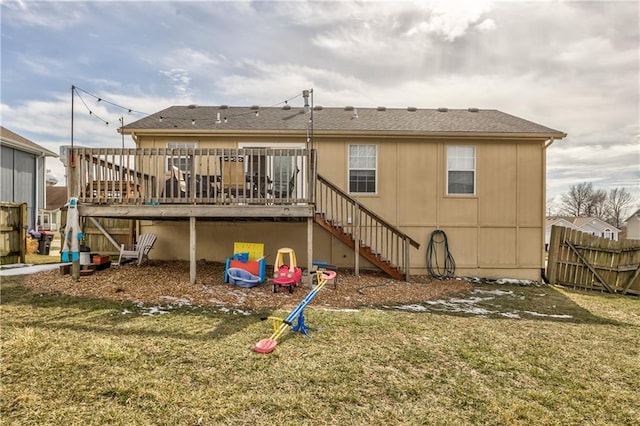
320;270;336;281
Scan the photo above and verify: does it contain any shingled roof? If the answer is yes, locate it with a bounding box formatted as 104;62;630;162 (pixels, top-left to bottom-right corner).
1;126;57;156
45;186;69;211
123;106;566;138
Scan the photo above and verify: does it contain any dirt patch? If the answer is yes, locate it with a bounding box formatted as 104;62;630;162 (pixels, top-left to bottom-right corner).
23;261;472;310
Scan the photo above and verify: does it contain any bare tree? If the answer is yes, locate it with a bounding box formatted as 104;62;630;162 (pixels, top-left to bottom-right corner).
587;188;607;218
559;182;637;228
561;182;593;216
606;187;634;228
546;196;562;217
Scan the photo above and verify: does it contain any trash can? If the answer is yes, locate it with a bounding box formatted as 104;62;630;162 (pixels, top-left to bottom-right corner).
80;245;91;266
38;232;53;255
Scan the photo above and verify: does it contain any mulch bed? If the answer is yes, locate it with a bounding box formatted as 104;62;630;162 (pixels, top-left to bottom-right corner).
23;261;472;311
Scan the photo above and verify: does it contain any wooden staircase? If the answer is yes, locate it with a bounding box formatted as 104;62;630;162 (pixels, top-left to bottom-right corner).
315;175;420;281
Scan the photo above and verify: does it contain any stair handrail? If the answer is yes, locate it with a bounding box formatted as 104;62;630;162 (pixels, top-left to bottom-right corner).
316;174;420;249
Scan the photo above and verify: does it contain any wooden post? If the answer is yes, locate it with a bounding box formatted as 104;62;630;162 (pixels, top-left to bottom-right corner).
68;150;78;199
353;203;360;277
546;225;561;285
19;203;27;264
404;238;410;282
190;216;196;284
307;217;313;287
72;260;80;281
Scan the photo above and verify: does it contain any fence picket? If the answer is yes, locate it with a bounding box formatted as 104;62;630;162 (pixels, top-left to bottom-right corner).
547;225;640;295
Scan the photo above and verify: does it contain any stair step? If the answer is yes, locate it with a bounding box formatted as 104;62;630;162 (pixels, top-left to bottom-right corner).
314;208;405;281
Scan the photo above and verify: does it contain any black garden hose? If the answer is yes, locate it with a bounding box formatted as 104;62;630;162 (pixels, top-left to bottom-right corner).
426;229;456;280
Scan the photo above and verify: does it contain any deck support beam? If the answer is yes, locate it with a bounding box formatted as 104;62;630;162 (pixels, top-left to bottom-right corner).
190;216;196;284
307;217;313;287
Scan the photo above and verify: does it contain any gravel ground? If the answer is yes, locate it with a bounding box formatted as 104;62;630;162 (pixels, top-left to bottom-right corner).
23;260;472;311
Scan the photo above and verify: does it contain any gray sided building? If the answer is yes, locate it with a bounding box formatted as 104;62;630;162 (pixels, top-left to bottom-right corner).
1;126;57;230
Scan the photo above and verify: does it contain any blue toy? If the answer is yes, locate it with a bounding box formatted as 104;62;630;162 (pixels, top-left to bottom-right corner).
224;242;267;285
254;270;337;354
226;267;262;288
61;198;83;263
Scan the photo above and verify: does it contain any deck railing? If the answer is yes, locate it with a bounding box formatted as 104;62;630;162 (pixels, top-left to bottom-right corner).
66;147;316;206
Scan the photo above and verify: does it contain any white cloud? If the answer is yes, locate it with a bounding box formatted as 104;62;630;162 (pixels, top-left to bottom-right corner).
1;0;86;29
475;18;496;32
405;0;494;41
159;68;193;99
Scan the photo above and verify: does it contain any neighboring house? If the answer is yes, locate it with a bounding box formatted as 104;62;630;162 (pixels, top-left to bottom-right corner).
572;217;621;241
66;104;566;282
38;186;68;232
546;216;621;248
624;208;640;240
1;126;57;230
545;217;580;250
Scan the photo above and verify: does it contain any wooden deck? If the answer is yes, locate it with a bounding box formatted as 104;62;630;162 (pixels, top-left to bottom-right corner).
67;147;316;219
77;203;315;220
63;147;419;283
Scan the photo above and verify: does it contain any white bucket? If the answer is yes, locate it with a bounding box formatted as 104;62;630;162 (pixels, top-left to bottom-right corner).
80;252;91;265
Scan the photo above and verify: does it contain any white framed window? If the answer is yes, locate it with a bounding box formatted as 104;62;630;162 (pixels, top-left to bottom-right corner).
603;229;612;239
166;142;196;172
446;145;476;195
348;144;377;194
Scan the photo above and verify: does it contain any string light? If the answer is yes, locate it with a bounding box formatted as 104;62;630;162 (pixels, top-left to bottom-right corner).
76;88;307;126
152;93;302;125
75;89;109;125
74;86;148;116
152;91;304;124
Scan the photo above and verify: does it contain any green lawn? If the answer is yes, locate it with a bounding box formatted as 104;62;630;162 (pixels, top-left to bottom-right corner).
1;275;639;425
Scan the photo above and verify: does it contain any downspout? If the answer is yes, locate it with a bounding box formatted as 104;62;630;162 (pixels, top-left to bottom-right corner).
544;138;556;149
35;152;46;231
541;138;555;283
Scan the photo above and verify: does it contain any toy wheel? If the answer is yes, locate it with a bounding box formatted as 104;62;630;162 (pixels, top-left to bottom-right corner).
288;285;294;294
273;284;277;293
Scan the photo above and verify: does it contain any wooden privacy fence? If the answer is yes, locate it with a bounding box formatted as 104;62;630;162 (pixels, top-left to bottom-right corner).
61;207;135;255
547;225;640;295
0;202;27;265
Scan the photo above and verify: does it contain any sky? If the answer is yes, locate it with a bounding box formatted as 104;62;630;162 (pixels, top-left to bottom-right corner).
1;0;638;210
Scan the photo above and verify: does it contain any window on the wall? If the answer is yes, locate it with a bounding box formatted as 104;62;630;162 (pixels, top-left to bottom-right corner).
166;142;196;172
447;145;475;195
348;144;377;194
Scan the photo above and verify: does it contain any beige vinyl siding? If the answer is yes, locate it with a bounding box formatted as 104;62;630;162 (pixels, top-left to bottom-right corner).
478;144;517;227
397;141;438;225
518;227;543;267
133;132;548;280
517;142;543;226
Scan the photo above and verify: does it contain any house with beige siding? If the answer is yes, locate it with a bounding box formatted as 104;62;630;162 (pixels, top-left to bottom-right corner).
65;103;565;283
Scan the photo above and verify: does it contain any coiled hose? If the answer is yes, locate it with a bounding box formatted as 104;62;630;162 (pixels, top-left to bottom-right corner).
426;229;456;280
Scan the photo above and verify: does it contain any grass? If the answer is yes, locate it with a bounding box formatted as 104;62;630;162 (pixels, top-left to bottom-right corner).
1;276;639;425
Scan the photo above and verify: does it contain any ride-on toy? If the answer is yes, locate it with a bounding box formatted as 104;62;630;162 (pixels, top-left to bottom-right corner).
254;269;337;354
272;247;302;293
